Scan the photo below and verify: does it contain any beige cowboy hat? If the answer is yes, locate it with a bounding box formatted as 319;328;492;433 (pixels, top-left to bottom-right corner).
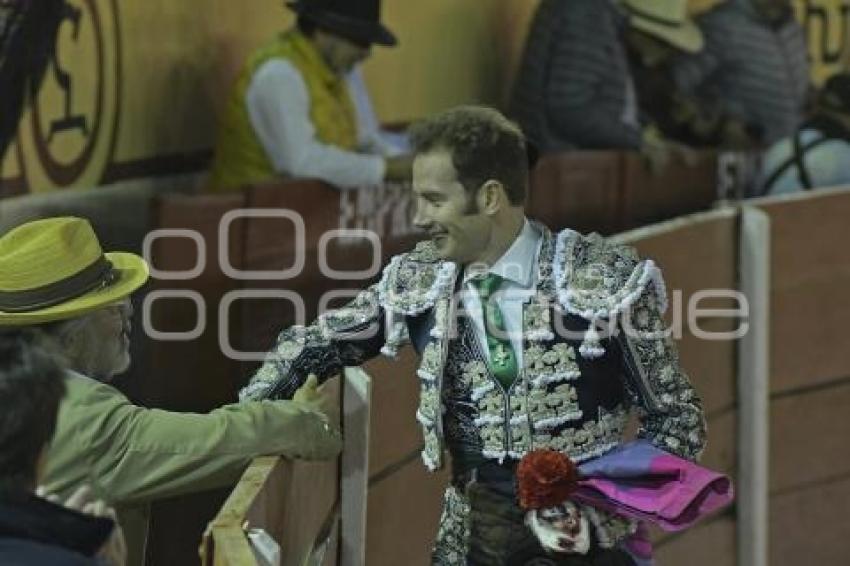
0;217;149;326
622;0;705;54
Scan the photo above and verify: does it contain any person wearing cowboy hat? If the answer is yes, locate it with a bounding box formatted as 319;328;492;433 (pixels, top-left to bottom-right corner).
671;0;810;146
623;0;762;149
0;216;342;566
210;0;412;192
510;0;703;170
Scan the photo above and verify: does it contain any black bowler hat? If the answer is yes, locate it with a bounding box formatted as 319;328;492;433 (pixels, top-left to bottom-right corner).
287;0;397;47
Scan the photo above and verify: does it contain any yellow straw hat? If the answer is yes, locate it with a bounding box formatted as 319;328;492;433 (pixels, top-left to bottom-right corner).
0;217;149;326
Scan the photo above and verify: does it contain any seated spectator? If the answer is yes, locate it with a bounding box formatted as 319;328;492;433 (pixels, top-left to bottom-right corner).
510;0;702;169
758;73;850;195
0;329;124;565
209;0;411;192
626;3;759;148
672;0;810;147
0;216;342;565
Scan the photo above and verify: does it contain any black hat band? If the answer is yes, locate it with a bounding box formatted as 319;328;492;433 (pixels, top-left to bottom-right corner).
0;256;118;313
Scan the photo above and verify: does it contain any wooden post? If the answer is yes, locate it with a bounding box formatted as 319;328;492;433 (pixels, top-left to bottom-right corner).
340;367;372;566
738;206;770;566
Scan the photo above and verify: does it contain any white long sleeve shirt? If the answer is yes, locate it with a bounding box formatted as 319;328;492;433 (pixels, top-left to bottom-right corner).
245;60;407;188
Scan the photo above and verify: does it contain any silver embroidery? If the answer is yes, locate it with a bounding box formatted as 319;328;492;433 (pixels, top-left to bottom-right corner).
524;343;581;387
431;486;471;564
534;405;628;463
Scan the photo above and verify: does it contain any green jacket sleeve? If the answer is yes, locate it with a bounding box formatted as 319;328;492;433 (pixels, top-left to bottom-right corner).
44;375;341;506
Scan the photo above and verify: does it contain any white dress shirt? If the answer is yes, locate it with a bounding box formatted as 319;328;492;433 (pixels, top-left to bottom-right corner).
245;61;408;188
461;219;542;369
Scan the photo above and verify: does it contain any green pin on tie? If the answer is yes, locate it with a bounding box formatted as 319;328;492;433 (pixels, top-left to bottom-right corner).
472;274;519;390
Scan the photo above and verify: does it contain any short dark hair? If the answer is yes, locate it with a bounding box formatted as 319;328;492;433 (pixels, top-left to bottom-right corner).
410;105;529;206
0;329;66;492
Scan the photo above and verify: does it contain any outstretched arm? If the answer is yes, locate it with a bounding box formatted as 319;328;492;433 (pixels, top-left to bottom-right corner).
240;285;388;401
44;378;342;506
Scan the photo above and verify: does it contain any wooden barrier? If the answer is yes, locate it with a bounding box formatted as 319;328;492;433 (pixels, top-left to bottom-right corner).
753;188;850;394
528;151;624;234
620;151;718;230
202;379;341;566
200;456;339;566
623;187;850;566
528;150;719;234
752;188;850;566
360;350;450;566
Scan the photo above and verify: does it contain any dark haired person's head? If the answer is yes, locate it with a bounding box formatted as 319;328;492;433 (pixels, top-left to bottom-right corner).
0;329;66;493
410;105;529;265
289;0;396;75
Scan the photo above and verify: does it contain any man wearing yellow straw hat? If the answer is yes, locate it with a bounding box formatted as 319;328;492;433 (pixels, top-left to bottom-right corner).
0;216;342;565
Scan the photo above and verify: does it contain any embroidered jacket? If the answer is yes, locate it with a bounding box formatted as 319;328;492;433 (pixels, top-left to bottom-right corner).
241;226;706;471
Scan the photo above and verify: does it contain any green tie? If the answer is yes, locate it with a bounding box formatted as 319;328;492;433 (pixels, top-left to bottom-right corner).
472;273;518;390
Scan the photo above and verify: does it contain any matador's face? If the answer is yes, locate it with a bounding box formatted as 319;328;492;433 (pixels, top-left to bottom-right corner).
412;149;493;265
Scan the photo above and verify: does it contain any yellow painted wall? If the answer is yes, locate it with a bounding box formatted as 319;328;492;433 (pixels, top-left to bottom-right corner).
1;0;847;195
794;0;850;85
0;0;541;194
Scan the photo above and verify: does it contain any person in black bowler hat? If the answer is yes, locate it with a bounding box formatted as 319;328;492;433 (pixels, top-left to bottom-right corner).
210;0;413;192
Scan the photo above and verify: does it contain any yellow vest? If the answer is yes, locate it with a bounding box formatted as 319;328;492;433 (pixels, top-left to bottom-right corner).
209;30;359;192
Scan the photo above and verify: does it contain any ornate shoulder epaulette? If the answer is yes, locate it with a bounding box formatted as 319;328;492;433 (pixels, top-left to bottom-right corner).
377;241;457;358
378;241;457;316
553;230;667;358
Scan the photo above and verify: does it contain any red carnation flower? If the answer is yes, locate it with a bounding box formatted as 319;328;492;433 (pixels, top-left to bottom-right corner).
517;449;579;510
